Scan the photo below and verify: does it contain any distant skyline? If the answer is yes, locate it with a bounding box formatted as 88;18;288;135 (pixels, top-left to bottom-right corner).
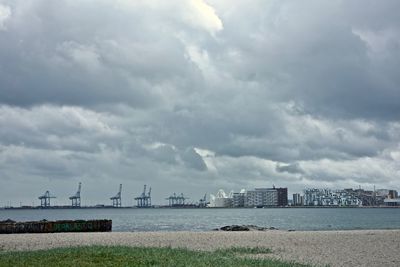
1;0;400;206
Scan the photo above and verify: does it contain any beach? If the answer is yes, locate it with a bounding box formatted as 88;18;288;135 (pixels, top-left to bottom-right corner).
1;230;399;266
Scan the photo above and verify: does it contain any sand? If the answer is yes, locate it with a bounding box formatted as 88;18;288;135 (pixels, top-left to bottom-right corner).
1;230;399;266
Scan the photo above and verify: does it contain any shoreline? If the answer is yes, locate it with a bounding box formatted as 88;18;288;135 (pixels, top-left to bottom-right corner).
1;229;399;266
2;206;400;210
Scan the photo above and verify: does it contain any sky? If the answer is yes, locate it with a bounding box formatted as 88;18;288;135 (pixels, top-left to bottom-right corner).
0;0;400;206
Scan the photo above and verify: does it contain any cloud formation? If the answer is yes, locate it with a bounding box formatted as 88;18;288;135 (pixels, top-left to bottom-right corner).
0;0;400;205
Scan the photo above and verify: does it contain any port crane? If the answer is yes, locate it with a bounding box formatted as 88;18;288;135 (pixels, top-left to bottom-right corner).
69;182;81;207
110;184;122;207
199;193;207;207
166;193;188;206
38;191;56;208
134;185;152;207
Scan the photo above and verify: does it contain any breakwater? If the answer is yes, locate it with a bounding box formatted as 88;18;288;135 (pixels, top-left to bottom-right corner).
0;219;112;234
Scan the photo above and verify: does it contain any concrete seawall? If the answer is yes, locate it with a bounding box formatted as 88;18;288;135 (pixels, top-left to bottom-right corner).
0;219;112;234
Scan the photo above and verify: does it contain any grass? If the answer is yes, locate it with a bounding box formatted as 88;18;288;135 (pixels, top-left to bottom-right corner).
0;246;311;267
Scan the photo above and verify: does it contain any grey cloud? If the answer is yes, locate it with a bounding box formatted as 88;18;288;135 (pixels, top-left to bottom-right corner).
210;0;400;120
276;163;304;175
148;145;178;165
0;0;205;108
0;0;400;205
181;148;208;171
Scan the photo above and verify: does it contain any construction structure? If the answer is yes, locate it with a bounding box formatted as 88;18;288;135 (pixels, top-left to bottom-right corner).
134;185;152;207
69;182;82;207
110;184;122;207
38;191;56;208
166;193;188;207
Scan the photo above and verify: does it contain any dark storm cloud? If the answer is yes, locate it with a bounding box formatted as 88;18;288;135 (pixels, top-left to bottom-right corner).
208;0;400;120
276;163;304;175
0;0;400;204
181;147;208;171
0;0;202;108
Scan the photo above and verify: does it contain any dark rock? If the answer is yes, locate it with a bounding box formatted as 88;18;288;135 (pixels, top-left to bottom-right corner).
220;225;250;231
215;225;276;231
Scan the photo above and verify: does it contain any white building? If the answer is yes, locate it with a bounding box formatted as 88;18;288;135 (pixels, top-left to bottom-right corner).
303;188;362;206
209;189;233;208
245;188;278;207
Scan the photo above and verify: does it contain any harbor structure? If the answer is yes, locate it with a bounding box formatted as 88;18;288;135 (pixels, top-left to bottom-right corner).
1;219;112;234
166;193;188;207
199;193;207;208
69;182;81;207
110;184;122;207
38;191;56;208
134;185;152;207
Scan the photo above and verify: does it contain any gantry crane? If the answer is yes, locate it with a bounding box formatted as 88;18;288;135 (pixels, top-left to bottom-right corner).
110;184;122;207
166;193;188;206
134;185;152;207
69;182;81;207
38;190;56;208
199;193;207;208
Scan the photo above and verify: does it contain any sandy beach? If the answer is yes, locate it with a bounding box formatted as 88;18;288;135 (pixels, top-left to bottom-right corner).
1;230;399;267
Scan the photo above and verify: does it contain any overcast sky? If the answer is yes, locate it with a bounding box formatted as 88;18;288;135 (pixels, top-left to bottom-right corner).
1;0;400;206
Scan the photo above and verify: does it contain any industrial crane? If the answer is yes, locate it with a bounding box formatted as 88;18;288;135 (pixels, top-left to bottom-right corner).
134;185;152;207
147;186;152;206
166;193;188;206
110;184;122;207
69;182;81;207
38;190;56;208
199;193;207;208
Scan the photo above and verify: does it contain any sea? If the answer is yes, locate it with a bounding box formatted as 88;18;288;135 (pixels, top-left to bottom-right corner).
1;208;400;232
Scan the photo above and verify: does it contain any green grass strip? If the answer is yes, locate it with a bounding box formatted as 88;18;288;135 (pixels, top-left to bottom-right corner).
0;246;310;267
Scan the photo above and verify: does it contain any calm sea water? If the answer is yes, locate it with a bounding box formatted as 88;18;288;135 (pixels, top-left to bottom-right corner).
1;208;400;232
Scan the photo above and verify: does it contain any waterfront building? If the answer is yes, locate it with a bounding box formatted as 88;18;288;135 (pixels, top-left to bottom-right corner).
244;186;288;207
232;189;246;207
389;190;399;199
303;188;362;207
376;189;398;199
277;187;288;206
209;189;233;208
292;193;303;206
384;198;400;206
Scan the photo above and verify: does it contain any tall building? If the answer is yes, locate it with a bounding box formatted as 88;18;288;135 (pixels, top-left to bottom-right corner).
303;188;362;206
292;193;302;206
277;187;288;206
244;187;288;207
232;189;246;207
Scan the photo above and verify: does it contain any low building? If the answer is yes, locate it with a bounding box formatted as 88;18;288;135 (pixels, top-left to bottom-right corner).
209;189;233;208
384;198;400;206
